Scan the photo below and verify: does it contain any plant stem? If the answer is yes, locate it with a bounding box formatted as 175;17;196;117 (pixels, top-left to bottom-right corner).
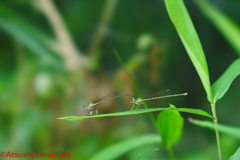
113;50;157;128
211;104;222;160
166;146;176;160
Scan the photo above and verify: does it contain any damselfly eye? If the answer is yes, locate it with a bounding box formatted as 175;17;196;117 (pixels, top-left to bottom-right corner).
83;105;86;108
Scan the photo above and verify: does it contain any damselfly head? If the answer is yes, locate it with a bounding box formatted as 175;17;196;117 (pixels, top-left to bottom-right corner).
83;105;86;108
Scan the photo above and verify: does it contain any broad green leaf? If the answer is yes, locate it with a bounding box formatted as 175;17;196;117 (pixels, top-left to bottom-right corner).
168;107;214;119
58;107;214;121
229;147;240;160
157;105;184;147
196;0;240;55
212;58;240;103
0;4;62;69
135;148;160;160
165;0;212;103
90;134;161;160
189;118;240;139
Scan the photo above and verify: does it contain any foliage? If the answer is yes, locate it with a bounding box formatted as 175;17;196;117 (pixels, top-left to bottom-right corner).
0;0;240;160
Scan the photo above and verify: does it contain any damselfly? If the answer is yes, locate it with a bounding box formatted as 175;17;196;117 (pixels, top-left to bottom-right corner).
130;90;187;110
83;91;135;116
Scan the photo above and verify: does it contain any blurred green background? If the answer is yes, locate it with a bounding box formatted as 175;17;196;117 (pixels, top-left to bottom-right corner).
0;0;240;159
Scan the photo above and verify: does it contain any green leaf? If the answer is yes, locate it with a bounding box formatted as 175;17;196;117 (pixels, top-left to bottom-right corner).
189;118;240;139
196;0;240;55
212;58;240;103
135;148;160;160
58;107;214;121
168;107;214;120
164;0;212;103
90;134;161;160
229;147;240;160
157;105;184;147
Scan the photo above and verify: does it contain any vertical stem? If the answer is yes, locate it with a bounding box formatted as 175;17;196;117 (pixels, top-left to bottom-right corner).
166;146;176;160
211;104;222;160
113;50;157;127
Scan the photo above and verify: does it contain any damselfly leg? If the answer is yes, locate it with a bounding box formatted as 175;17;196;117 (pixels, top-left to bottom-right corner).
83;91;134;116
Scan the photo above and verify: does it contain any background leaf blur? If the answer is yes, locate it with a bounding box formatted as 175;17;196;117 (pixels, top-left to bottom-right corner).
0;0;240;159
196;0;240;55
189;118;240;139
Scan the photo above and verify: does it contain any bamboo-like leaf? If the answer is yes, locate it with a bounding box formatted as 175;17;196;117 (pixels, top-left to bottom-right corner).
212;58;240;103
196;0;240;55
135;148;160;160
157;105;184;147
164;0;212;103
58;107;214;121
90;134;161;160
229;147;240;160
189;118;240;139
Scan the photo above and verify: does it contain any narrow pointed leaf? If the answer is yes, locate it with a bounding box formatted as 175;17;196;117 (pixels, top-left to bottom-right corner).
164;0;212;102
196;0;240;55
90;134;161;160
212;58;240;103
189;118;240;139
58;107;214;121
157;105;184;147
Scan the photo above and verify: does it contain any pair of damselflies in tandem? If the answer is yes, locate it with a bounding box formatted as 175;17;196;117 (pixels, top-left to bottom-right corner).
83;90;187;116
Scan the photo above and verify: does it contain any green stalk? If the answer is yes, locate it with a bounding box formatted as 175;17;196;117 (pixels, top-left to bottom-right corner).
211;104;222;160
113;50;157;127
166;146;176;160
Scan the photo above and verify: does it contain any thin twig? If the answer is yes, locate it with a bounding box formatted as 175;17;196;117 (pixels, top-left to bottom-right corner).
36;0;87;71
88;0;119;55
166;146;176;160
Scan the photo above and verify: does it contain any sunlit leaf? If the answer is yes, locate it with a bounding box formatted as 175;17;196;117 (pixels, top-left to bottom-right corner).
189;118;240;139
135;148;160;160
196;0;240;55
157;104;184;147
90;134;161;160
168;107;214;119
58;107;214;121
164;0;212;103
229;147;240;160
212;58;240;103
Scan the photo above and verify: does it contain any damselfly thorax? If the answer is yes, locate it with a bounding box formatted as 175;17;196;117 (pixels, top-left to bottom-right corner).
130;90;187;111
